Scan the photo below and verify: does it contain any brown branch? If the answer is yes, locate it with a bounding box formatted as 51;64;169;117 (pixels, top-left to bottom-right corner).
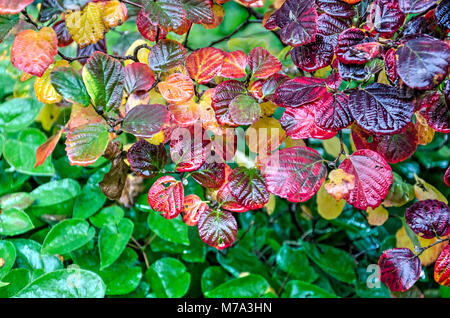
119;0;143;9
416;237;450;257
21;9;39;29
289;203;305;235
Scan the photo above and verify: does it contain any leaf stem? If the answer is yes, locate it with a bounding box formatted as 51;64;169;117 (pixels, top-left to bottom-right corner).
415;237;450;257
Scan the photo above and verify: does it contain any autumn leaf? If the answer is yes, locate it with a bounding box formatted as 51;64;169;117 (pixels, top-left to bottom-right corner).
324;169;355;201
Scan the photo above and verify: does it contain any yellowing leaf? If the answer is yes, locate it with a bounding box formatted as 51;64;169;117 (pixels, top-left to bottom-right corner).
316;184;346;220
367;205;388;226
396;227;448;266
264;194;276;215
34;60;68;104
414;174;448;204
66;1;127;48
285;136;306;148
260;101;278;116
324;168;355;201
414;112;435;146
322;136;349;158
36;103;61;131
245;117;286;154
125;39;151;66
146;130;165;145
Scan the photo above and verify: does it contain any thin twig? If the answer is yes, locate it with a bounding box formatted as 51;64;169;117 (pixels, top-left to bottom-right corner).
119;0;143;9
289;203;305;235
21;9;39;29
416;238;450;257
233;220;255;246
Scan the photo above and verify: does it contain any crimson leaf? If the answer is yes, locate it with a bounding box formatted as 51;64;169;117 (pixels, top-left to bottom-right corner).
228;167;269;210
405;200;450;239
198;208;237;250
127;140;167;178
147;175;184;219
273;77;326;108
191;160;226;188
122;104;169;138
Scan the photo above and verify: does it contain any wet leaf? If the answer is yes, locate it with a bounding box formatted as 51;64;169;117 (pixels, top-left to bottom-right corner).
228;166;269;210
127;139;167;178
435;246;450;287
147;175;184;219
379;248;421;292
0;0;34;14
198;209;237;250
273;77;326;108
148;39;186;72
35;130;63;168
51;66;91;106
158;73;194;103
186;47;225;84
248;47;282;79
182;194;208;226
405;199;450;239
122;104;169;138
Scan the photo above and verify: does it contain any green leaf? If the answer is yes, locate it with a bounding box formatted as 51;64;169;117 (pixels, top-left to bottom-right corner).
0;240;16;279
143;0;186;30
281;280;338;298
201;266;228;295
0;14;19;43
73;183;107;219
147;213;189;246
302;242;356;284
42;219;95;255
0;133;3;157
82;52;125;112
276;244;318;283
0;268;31;298
89;205;124;228
50;66;91;106
146;257;191;298
65;122;110;166
205;274;269;298
29;178;81;220
11;239;63;274
3;128;55;176
148;39;186;72
0;192;33;210
99;248;142;296
0;98;42;132
99;218;134;270
15;269;106;298
0;208;34;236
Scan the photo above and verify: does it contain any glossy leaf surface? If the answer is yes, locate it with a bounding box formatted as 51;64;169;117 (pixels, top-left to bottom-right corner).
198;209;237;250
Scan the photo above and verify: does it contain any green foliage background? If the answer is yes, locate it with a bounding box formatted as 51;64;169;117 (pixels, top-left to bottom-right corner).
0;1;449;298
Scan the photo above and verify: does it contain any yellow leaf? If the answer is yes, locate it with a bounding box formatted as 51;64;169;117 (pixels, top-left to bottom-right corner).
414;174;448;204
34;60;68;104
367;205;388;226
260;101;278;116
377;68;390;85
414;112;435;146
66;1;127;48
146;130;165;145
322;136;349;158
36;103;61;131
316;183;346;220
285;136;306;148
245;117;286;154
396;227;448;266
125;39;151;66
324;168;355;201
264;194;276;215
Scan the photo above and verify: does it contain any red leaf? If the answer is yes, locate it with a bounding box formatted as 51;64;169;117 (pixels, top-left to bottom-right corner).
136;9;168;41
158;73;195;103
445;167;450;187
217;50;247;79
384;48;398;84
147;175;184;219
367;0;405;38
316;0;356;18
435;245;450;287
198;208;237;250
217;183;249;213
182;194;208;226
260;146;327;202
34;130;63;168
261;73;289;101
183;0;214;24
291;35;334;72
399;0;439;13
419;91;450;133
0;0;34;14
336;28;381;65
127;139;167;178
191;160;226;188
379;248;422;292
351;123;418;163
275;0;318;47
122;104;169;138
124;62;155;95
348;83;414;134
396;35;450;90
170;125;211;172
339;149;393;210
273;77;327;108
405;200;450;239
211;80;246;126
280;104;337;140
248;47;282;79
53;19;73;47
186;47;225;84
11;27;58;77
228;167;269;210
317;13;351;38
314;92;353;131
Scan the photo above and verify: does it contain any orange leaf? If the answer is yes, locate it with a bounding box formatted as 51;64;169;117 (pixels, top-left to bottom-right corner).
157;73;195;103
35;130;63;168
341;0;360;3
202;4;224;29
324;168;356;201
218;50;247;79
11;27;58;77
182;194;208;226
186;47;225;84
168;100;200;126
